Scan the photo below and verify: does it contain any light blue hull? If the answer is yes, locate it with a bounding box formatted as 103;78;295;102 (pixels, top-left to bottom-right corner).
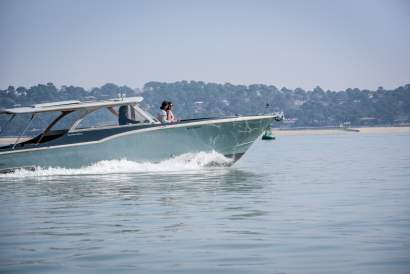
0;116;273;170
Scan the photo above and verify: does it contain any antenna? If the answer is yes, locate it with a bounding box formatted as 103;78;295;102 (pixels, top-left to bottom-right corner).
118;88;125;101
264;103;272;114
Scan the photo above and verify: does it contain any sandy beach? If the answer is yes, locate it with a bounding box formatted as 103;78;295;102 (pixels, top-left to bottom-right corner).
0;137;30;145
271;126;410;136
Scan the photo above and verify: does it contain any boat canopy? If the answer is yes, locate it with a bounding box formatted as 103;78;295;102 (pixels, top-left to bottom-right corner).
0;97;144;114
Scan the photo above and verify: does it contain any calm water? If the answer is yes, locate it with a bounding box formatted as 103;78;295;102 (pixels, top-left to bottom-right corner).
1;132;410;274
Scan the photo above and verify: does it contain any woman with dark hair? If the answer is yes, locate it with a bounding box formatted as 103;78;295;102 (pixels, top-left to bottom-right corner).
157;101;170;123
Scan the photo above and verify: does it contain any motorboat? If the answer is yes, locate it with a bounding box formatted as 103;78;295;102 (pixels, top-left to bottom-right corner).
0;97;283;172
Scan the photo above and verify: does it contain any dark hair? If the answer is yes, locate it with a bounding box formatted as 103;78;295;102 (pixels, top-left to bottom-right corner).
119;105;128;114
160;101;168;110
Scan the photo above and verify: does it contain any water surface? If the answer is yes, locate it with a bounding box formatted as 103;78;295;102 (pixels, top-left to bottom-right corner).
1;132;409;274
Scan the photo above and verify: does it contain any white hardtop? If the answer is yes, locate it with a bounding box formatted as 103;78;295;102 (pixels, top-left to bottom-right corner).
0;97;144;114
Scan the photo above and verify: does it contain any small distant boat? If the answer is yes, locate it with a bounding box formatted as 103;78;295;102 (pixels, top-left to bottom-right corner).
262;129;276;140
0;97;284;172
342;128;360;132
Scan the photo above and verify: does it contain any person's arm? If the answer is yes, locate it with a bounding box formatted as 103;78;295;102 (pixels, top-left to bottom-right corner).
125;117;140;124
168;110;178;122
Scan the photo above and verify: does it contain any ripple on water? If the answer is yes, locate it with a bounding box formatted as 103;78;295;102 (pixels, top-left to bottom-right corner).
1;135;410;274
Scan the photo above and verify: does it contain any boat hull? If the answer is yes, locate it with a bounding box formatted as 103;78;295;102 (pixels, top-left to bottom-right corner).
0;116;273;170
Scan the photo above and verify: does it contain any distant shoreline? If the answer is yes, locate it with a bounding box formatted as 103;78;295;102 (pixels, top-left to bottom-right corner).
0;137;30;145
1;126;409;145
271;126;410;136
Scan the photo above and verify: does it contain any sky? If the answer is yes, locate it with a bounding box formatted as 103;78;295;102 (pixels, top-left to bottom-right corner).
0;0;409;91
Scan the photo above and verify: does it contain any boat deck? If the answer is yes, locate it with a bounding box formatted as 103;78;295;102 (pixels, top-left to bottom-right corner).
0;138;30;145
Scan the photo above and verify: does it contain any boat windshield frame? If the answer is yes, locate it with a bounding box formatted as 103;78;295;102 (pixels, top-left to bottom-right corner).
0;97;159;148
68;103;159;132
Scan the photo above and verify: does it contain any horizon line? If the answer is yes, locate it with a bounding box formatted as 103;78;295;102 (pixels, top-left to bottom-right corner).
2;80;410;93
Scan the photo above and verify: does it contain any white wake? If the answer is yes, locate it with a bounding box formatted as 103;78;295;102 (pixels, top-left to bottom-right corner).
1;151;233;178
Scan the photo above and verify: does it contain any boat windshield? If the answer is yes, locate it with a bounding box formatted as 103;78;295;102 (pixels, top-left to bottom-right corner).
73;104;158;130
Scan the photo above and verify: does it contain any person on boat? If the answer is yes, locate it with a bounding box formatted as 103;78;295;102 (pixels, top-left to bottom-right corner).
118;105;139;125
158;101;171;123
166;101;178;123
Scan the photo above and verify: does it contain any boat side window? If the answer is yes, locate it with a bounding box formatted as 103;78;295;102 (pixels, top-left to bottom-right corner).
9;110;90;146
49;110;87;131
128;104;159;124
73;105;155;130
0;112;61;146
75;107;119;129
117;105;152;126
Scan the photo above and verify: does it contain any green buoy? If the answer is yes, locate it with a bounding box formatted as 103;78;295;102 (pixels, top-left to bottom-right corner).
262;129;276;140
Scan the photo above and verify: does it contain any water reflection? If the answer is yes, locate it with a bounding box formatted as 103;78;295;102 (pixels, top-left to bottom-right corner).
0;167;269;220
2;168;263;195
216;169;266;192
1;134;410;274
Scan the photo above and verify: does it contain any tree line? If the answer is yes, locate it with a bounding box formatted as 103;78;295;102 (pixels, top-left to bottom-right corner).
1;81;410;128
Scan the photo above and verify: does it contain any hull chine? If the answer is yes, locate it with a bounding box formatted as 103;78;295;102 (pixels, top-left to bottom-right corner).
225;152;245;163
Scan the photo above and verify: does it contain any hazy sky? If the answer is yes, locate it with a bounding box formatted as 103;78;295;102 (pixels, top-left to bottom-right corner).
0;0;409;90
